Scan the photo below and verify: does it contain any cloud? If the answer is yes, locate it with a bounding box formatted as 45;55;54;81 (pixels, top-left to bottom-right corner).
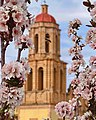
28;0;91;23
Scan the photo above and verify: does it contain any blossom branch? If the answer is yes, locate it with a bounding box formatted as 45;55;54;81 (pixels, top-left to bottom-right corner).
0;0;34;119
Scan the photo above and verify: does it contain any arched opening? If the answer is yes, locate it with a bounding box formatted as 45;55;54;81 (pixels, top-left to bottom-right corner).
35;34;38;53
54;68;57;91
60;69;63;92
56;35;58;54
38;67;43;90
27;68;33;91
45;41;49;53
45;33;50;53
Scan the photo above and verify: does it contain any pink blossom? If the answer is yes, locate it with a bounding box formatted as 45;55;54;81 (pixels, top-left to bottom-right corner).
90;42;96;50
0;8;9;22
65;14;96;120
12;12;24;23
0;21;8;32
69;18;82;28
0;82;24;118
2;61;26;81
18;35;33;49
89;56;96;68
68;67;77;74
89;70;96;80
5;0;10;3
0;0;33;118
73;87;82;96
86;28;96;44
94;86;96;100
7;0;18;5
90;5;96;22
68;60;84;74
68;28;74;37
71;78;80;88
74;18;82;25
26;38;33;48
81;87;92;100
90;7;96;17
71;36;82;44
69;45;82;55
12;27;22;40
20;58;30;73
14;40;22;49
10;0;25;5
69;98;81;110
72;35;78;42
0;82;9;103
72;60;85;67
55;101;73;119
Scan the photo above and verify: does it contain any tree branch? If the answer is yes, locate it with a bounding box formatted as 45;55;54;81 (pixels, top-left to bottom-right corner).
1;36;5;68
0;0;4;6
17;48;22;62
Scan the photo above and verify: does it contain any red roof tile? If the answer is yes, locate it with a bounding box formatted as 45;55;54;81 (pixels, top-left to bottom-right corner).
35;13;56;23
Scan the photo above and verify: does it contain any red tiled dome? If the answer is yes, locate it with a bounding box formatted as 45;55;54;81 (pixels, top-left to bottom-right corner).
35;13;56;23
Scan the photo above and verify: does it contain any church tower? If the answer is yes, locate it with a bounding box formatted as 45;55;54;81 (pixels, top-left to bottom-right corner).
18;4;67;120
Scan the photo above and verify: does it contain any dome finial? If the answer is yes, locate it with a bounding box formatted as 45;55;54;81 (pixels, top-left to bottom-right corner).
41;1;48;13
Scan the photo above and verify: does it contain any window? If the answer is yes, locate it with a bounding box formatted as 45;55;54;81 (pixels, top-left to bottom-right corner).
38;67;43;90
35;34;38;53
45;33;50;53
45;41;49;53
27;68;33;91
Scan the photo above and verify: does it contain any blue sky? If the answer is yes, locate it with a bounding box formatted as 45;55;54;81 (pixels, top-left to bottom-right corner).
1;0;96;89
28;0;96;89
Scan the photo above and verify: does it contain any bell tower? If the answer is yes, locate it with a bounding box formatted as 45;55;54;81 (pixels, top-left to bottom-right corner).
18;4;67;120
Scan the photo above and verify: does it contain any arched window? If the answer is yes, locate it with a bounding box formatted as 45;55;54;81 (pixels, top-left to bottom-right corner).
60;70;63;92
54;68;57;91
45;33;50;53
56;35;58;54
38;67;43;90
35;34;38;53
27;69;33;91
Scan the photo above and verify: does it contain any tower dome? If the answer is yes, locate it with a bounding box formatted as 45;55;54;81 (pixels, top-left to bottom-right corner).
35;4;56;23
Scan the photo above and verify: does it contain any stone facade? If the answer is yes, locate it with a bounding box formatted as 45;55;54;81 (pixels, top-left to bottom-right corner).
17;4;67;120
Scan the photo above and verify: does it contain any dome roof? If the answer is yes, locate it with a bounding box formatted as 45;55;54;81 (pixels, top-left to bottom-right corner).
35;4;56;23
35;13;56;23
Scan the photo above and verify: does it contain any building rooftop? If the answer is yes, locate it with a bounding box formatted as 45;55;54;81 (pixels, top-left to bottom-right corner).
35;4;56;23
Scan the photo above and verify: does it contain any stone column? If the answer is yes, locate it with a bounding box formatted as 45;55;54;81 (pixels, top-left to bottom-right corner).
48;59;51;89
51;60;54;90
50;29;54;55
43;60;47;89
45;60;48;89
41;27;46;53
29;28;35;54
32;61;37;90
58;31;60;56
57;63;60;92
38;27;41;53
